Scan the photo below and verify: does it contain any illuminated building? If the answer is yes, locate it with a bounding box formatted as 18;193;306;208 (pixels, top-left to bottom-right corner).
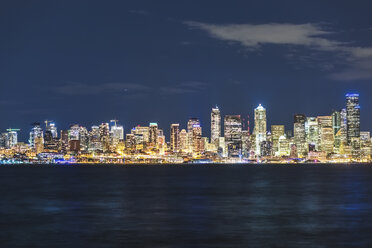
187;118;200;152
218;137;227;157
346;94;361;142
157;133;166;154
88;126;101;152
60;130;69;153
346;94;361;158
191;124;202;154
317;116;334;154
170;124;180;152
340;108;348;144
260;141;272;157
29;123;43;148
0;133;9;148
79;126;89;152
224;115;242;157
211;106;221;145
69;140;80;153
69;124;80;141
149;123;158;149
99;123;110;152
305;117;319;150
110;120;124;146
45;121;58;138
332;111;341;135
253;104;267;156
271;125;285;156
294;114;307;157
179;129;188;152
125;134;136;150
278;135;290;156
6;129;19;148
131;126;150;148
241;130;250;157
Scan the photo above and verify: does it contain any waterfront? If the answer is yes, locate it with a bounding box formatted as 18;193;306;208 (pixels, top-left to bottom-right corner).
1;164;372;247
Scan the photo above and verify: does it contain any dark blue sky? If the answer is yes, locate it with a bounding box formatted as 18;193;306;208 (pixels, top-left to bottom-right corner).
1;0;372;140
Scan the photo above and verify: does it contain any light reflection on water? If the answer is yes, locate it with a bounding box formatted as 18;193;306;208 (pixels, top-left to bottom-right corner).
0;164;372;247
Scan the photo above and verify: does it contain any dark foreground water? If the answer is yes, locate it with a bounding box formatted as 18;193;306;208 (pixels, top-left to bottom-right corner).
1;164;372;247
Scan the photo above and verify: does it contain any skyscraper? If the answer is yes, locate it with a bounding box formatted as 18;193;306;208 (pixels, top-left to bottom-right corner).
192;124;202;154
187;118;200;152
253;104;267;156
224;115;242;157
149;123;159;149
332;111;341;135
170;124;180;152
346;94;360;143
29;123;43;148
271;125;285;156
346;93;361;158
294;114;307;157
211;106;221;145
317;116;334;154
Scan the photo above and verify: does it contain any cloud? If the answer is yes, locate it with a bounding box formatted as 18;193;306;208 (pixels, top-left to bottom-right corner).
54;82;151;96
185;21;372;81
160;81;207;95
185;22;341;51
54;81;207;97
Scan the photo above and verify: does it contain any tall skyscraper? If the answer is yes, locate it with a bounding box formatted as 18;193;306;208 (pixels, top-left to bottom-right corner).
224;115;242;157
187;118;200;152
294;114;306;157
170;124;180;152
192;124;202;154
346;93;361;158
29;123;43;148
149;123;159;149
179;129;188;152
271;125;285;156
211;106;221;145
253;104;267;156
317;116;334;154
332;111;341;135
346;93;360;143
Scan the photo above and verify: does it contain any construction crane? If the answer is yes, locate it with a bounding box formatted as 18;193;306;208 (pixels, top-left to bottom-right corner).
44;120;54;128
110;119;118;127
6;128;20;132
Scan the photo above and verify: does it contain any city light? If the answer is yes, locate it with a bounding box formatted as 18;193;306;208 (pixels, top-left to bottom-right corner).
0;94;370;164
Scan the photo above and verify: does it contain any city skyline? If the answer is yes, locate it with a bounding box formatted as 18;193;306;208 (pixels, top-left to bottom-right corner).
1;0;372;141
0;93;369;163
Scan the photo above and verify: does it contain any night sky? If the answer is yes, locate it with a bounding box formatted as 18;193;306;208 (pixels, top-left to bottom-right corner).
1;0;372;141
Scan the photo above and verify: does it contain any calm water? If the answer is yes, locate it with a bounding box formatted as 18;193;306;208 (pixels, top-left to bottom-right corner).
1;164;372;247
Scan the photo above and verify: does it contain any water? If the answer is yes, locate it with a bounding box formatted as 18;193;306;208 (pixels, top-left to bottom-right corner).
1;164;372;247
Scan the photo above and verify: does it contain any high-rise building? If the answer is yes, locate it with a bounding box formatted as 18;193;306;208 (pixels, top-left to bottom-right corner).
187;118;200;152
69;124;80;141
211;106;221;145
294;114;307;157
271;125;285;156
191;124;202;154
149;123;158;149
45;122;58;139
224;115;242;157
305;117;319;150
29;123;43;148
170;124;180;152
179;129;188;152
340;108;348;145
317;116;334;154
346;94;361;158
332;111;341;135
253;104;267;156
346;94;360;143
